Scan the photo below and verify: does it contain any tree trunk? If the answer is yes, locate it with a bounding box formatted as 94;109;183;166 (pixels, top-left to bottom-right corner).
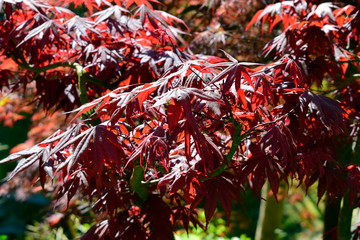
337;190;352;240
323;194;341;240
255;182;284;240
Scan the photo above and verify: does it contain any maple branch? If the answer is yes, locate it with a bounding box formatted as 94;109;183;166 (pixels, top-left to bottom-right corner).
311;77;357;94
204;104;299;180
10;44;74;74
74;63;89;105
335;59;360;64
24;61;74;73
74;64;102;124
11;50;113;121
83;74;115;89
226;124;243;163
10;51;114;89
143;105;299;186
202;126;257;181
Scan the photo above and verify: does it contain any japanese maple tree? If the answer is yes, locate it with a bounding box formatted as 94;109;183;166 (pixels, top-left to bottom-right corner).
0;0;359;239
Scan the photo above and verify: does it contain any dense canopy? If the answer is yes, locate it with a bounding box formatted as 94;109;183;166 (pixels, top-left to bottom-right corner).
0;0;360;239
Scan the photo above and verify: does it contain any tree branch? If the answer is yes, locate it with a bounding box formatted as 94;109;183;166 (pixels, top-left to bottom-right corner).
74;63;89;106
10;53;114;90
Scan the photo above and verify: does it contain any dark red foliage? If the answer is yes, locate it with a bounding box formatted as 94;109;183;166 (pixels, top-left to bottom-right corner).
1;0;360;239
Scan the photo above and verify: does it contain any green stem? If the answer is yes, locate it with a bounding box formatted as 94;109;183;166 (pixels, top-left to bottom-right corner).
336;59;360;64
10;49;109;124
310;77;356;94
200;124;243;181
142;109;294;186
83;73;114;89
141;123;245;185
74;63;88;105
226;124;242;163
11;53;113;89
74;63;102;123
11;55;73;74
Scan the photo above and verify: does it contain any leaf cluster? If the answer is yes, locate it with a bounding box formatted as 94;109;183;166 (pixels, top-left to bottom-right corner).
1;0;360;239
